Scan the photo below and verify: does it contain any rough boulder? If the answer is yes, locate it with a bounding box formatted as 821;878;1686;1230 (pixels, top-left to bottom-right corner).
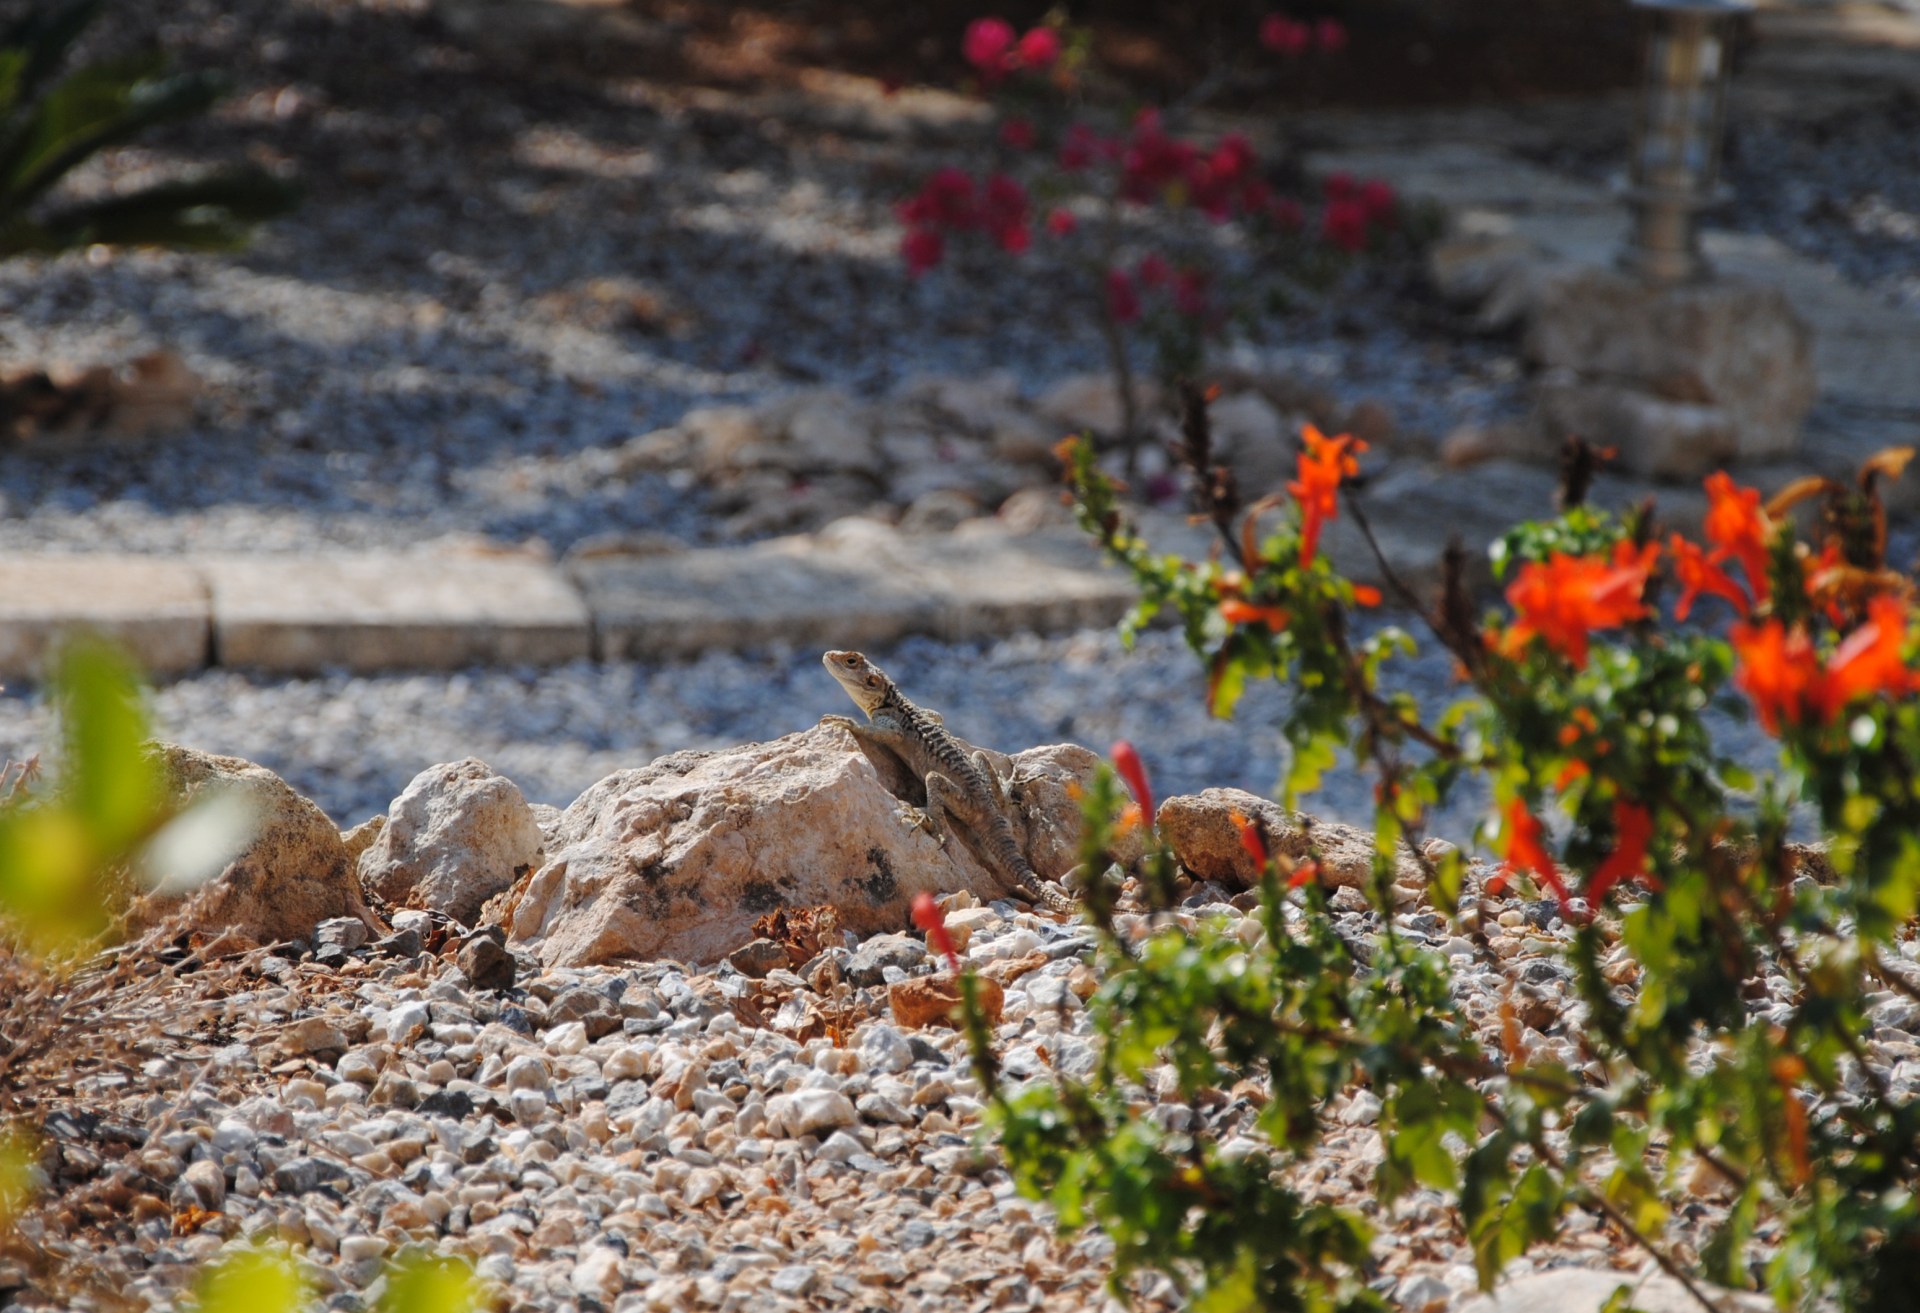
128;746;381;946
1156;787;1421;891
492;723;1105;967
359;758;545;925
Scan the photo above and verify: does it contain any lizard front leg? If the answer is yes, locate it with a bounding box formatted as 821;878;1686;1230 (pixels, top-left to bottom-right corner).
822;715;928;808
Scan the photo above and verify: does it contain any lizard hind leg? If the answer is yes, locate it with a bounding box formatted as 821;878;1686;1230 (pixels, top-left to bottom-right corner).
920;770;968;850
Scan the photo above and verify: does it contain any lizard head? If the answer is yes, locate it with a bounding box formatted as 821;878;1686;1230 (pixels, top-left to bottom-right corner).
823;649;890;715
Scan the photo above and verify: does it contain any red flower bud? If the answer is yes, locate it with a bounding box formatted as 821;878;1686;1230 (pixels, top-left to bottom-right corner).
1232;810;1267;869
911;891;960;971
962;17;1016;76
1015;26;1061;71
1111;741;1154;825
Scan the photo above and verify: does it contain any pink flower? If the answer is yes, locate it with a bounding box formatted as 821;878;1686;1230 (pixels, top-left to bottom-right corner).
999;117;1036;151
1137;252;1172;286
1187;132;1257;219
1322;198;1368;252
962;17;1016;76
1358;179;1396;223
899;166;976;229
1045;207;1077;236
1315;17;1348;52
1323;171;1356;203
902;228;944;275
1270;196;1305;230
980;172;1030;250
1015;26;1061;70
1172;269;1208;318
1261;15;1312;56
1120;108;1196;204
1058;122;1102;171
1106;268;1140;324
1209;133;1255;183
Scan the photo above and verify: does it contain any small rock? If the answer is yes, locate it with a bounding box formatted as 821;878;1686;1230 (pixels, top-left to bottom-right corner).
845;934;928;988
572;1245;623;1299
174;1160;225;1211
372;928;423;959
504;1055;548;1091
856;1024;914;1075
457;929;516;991
889;975;1003;1030
313;917;369;953
769;1266;817;1297
1397;1273;1450;1311
278;1017;349;1057
727;938;792;978
547;985;622;1039
767;1089;857;1138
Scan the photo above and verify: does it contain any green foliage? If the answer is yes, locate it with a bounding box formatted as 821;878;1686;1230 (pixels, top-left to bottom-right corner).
968;431;1920;1309
0;0;295;259
0;635;161;956
0;640;480;1312
190;1247;485;1313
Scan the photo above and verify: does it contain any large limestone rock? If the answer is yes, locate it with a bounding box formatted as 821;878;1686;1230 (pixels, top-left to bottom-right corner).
1155;788;1420;891
359;759;545;925
1523;266;1817;475
128;746;380;946
1534;376;1739;481
492;723;1104;967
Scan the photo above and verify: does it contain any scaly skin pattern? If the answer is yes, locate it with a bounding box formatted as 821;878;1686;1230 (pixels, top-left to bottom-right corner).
821;649;1075;913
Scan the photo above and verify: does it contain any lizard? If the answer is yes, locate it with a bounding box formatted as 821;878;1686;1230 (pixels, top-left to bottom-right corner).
819;649;1076;914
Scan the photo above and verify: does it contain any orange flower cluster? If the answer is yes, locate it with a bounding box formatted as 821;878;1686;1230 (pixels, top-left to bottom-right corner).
1666;473;1775;620
1219;598;1290;632
1731;594;1919;734
1497;541;1657;668
1586;800;1658;903
1499;798;1571;910
1702;472;1772;608
1287;425;1365;568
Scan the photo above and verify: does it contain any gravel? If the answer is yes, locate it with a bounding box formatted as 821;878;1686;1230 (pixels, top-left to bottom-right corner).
0;0;1518;559
18;840;1884;1310
1723;90;1920;314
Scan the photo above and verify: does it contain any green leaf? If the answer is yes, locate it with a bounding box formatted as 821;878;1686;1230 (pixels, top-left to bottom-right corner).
0;1122;39;1227
0;61;224;207
136;784;259;895
30;166;298;254
55;636;159;853
191;1244;307;1313
0;1;103;113
379;1255;483;1313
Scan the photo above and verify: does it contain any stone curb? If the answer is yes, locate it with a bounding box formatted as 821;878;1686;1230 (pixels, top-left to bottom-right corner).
0;458;1716;680
0;530;1169;680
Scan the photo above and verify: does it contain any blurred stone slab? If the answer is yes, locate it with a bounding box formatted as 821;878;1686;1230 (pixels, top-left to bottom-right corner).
0;556;209;678
869;525;1149;643
202;555;590;673
1456;1267;1771;1313
575;532;936;661
577;520;1165;660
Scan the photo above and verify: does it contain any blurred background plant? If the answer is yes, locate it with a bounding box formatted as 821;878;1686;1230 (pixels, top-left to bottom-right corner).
898;10;1436;476
0;0;294;259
